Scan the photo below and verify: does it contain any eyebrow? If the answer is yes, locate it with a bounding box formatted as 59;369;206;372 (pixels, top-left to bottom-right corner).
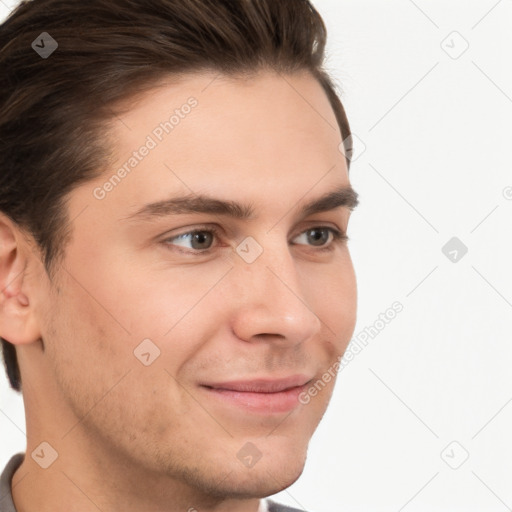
124;185;359;222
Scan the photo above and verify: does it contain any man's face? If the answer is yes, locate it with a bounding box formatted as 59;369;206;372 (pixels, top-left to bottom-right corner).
33;71;357;500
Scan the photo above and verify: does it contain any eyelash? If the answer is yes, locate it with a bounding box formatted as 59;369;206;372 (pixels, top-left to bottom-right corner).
162;225;348;256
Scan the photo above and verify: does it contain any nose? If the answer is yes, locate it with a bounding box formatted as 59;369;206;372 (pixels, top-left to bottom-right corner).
229;241;322;347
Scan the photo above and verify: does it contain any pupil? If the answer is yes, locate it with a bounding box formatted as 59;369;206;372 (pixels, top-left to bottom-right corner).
308;229;328;245
192;232;212;249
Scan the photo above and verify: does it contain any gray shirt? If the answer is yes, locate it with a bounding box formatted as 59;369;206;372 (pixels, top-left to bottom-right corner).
0;453;308;512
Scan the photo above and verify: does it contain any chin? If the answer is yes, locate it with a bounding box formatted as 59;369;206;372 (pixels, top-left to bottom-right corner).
208;459;307;500
227;444;308;497
146;435;310;503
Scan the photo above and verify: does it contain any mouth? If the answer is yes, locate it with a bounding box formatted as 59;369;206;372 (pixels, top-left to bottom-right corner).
199;375;313;414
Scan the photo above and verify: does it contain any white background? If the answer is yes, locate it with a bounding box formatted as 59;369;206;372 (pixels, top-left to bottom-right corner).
1;1;511;511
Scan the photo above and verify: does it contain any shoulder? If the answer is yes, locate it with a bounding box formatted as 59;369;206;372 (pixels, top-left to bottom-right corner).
0;452;25;512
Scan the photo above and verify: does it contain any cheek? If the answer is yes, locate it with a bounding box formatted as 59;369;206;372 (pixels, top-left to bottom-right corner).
45;274;125;379
307;251;357;344
41;254;143;416
43;273;187;433
334;268;357;341
86;250;229;341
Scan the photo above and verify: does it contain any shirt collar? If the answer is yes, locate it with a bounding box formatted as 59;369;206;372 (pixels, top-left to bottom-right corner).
258;498;269;512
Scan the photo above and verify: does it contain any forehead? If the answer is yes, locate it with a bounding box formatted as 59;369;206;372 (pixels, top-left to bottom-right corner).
84;70;350;220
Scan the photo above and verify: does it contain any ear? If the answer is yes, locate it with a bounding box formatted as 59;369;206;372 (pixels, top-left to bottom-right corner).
0;214;42;345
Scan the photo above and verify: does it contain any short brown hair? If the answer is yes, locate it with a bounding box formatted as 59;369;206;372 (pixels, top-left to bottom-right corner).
0;0;352;392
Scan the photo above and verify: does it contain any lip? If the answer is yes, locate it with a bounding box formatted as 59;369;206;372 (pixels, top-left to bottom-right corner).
199;375;312;414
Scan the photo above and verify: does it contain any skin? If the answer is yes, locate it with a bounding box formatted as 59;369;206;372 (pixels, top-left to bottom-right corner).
0;70;358;512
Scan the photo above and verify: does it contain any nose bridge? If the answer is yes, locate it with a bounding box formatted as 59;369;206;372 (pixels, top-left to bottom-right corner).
240;234;300;300
230;235;322;343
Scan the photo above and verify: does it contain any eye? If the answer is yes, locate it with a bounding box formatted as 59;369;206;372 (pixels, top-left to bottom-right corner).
292;227;347;248
164;229;218;251
161;225;347;256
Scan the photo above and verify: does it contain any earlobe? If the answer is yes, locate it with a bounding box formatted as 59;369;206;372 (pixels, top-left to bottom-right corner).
0;215;42;346
0;289;41;345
